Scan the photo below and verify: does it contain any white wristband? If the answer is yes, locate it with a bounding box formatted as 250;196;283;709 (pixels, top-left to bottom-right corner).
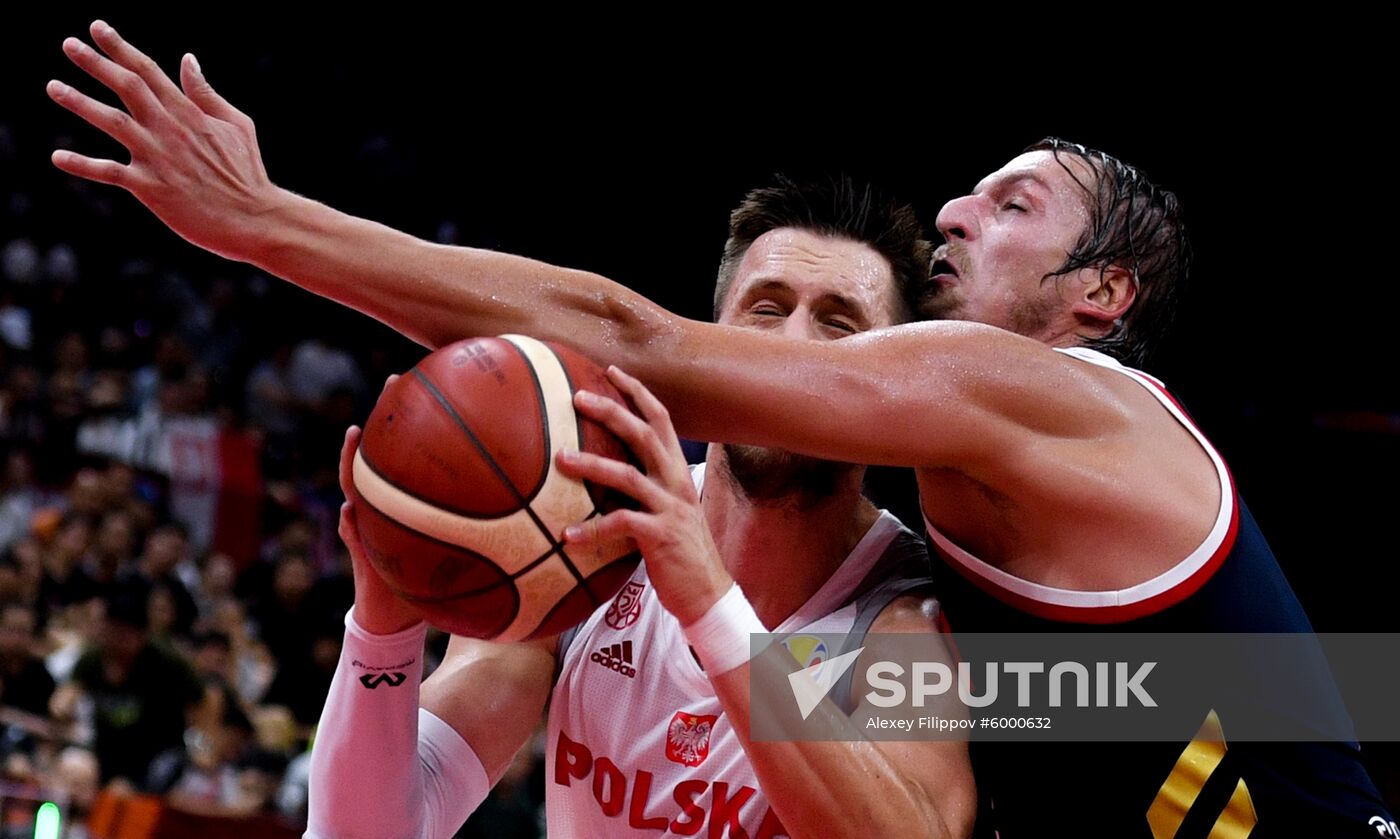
681;583;767;676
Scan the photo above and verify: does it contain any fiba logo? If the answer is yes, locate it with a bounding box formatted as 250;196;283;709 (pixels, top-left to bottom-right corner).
783;635;828;669
605;581;646;629
1371;815;1400;837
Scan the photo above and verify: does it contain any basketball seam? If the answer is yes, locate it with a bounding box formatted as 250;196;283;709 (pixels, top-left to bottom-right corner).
570;509;606;607
542;510;597;601
357;505;566;593
517;552;639;639
535;535;589;592
536;343;595;601
357;446;522;521
353;492;588;641
498;338;553;504
353;492;517;600
411;364;588;592
409;367;529;501
512;546;565;581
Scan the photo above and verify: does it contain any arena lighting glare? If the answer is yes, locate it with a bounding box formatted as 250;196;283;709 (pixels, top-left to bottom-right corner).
33;802;61;839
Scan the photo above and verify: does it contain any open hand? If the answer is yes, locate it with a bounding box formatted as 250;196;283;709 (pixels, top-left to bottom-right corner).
556;367;732;627
47;20;283;262
338;417;423;635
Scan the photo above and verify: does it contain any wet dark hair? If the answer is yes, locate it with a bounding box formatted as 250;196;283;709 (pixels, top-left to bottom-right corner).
715;174;932;324
1027;137;1192;366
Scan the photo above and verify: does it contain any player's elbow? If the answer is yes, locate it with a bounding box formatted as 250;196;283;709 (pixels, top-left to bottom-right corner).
586;275;680;355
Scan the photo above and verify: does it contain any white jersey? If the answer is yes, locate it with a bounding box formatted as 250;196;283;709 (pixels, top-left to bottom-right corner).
544;464;932;838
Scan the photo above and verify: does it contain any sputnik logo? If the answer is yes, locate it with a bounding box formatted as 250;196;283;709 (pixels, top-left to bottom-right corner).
787;646;864;719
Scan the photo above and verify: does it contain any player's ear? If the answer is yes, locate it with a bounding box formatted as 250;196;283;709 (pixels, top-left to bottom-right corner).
1071;264;1136;332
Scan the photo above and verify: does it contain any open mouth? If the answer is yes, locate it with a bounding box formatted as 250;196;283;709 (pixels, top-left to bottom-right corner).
929;257;960;284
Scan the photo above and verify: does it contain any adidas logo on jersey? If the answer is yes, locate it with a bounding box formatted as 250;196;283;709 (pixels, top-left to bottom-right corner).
590;640;636;678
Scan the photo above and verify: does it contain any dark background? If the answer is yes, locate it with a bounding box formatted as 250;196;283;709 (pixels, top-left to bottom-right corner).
3;16;1393;627
2;7;1396;827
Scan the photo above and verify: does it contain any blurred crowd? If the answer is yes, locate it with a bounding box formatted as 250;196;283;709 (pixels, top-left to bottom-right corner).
0;119;547;836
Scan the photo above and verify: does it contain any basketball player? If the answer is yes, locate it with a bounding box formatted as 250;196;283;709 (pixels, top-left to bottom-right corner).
48;22;1393;836
311;176;975;839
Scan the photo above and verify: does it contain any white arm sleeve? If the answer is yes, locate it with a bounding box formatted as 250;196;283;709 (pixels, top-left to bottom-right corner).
305;610;490;839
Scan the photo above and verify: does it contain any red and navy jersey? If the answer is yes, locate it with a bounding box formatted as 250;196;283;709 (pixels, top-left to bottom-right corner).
924;348;1394;839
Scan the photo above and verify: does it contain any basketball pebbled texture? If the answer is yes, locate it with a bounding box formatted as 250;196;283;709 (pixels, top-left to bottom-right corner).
352;335;641;641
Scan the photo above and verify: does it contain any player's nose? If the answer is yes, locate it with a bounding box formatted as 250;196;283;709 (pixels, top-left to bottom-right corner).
936;194;981;243
781;310;820;341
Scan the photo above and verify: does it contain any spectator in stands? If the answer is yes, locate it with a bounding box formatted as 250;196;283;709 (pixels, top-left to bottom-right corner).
51;590;204;788
0;602;54;717
120;522;198;636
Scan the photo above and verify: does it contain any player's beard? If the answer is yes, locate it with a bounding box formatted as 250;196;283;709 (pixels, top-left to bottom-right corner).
1007;290;1058;338
917;280;1057;337
915;282;959;321
720;444;848;510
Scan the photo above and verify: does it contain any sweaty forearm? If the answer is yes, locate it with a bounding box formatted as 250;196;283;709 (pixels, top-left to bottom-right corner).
248;189;674;354
244;191;982;467
245;191;818;450
711;651;963;839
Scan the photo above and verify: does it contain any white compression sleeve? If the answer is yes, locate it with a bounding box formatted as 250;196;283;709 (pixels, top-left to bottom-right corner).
305;611;490;839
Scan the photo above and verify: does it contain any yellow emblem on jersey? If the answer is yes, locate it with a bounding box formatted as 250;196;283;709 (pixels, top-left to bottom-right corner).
1147;710;1257;839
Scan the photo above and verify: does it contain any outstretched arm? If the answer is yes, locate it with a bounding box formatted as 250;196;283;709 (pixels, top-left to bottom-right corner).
557;369;975;838
47;20;641;352
49;21;1135;475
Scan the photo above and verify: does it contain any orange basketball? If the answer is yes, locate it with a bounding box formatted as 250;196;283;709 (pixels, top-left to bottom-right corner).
351;335;640;640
